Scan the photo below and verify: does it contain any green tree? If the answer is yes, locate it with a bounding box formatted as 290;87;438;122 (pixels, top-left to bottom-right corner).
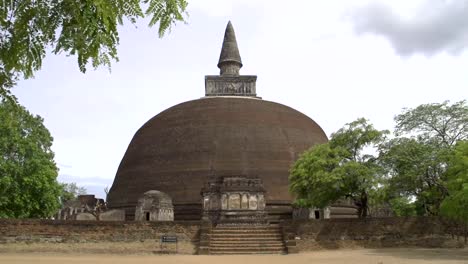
59;182;87;204
0;0;188;93
290;118;388;218
0;96;61;218
440;141;468;242
387;196;416;217
382;100;468;216
395;100;468;147
380;138;449;215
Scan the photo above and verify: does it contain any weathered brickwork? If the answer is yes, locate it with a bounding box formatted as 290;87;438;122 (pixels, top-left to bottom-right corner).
0;217;463;255
283;217;464;251
0;219;200;254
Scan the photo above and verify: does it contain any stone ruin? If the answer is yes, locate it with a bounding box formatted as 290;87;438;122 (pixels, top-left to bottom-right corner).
56;195;105;220
134;190;174;221
293;207;331;220
292;198;360;220
56;194;125;221
200;175;267;224
56;191;175;222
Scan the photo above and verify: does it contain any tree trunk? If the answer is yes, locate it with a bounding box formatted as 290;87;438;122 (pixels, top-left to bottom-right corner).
465;223;467;244
357;192;368;218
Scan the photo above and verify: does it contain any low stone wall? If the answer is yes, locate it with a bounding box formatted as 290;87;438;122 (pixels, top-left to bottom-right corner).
284;217;464;252
0;219;200;254
0;217;463;255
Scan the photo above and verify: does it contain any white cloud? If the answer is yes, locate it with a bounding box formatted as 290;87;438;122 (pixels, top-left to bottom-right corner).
350;0;468;56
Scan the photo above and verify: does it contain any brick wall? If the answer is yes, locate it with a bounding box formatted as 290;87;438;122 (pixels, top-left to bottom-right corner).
284;217;463;251
0;217;463;254
0;219;200;254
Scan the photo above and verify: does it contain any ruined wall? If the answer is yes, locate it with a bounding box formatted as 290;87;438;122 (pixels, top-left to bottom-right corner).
0;217;463;255
0;219;200;254
284;217;464;252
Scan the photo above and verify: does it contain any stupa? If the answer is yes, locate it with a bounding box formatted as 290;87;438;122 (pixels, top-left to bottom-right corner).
107;22;356;221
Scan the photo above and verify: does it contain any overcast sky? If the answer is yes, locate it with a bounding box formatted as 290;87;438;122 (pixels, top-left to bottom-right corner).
12;0;468;198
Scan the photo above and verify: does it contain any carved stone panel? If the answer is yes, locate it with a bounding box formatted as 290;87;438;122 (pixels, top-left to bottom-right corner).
200;175;267;223
241;194;249;209
258;194;265;210
228;193;241;209
249;195;258;210
205;75;257;97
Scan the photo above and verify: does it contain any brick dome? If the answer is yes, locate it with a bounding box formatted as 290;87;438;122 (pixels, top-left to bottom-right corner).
107;22;330;220
107;97;327;220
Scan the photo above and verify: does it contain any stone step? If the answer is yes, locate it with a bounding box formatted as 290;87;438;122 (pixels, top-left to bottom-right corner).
211;230;281;234
209;247;286;253
211;234;283;238
213;226;280;228
210;247;285;250
211;237;283;242
210;242;285;247
212;237;281;240
211;228;281;232
203;223;287;255
212;229;282;232
211;233;283;238
214;225;280;229
210;251;286;255
212;234;282;237
211;231;281;235
210;239;284;244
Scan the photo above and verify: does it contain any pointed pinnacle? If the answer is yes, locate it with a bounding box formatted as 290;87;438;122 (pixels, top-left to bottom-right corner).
217;21;243;69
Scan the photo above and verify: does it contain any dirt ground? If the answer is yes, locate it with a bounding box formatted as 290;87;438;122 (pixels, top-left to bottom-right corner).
1;248;467;264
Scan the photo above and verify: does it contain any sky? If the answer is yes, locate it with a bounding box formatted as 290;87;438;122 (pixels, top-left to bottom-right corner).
12;0;468;199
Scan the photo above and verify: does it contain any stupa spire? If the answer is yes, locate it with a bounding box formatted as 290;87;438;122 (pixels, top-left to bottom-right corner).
217;21;243;75
204;21;258;98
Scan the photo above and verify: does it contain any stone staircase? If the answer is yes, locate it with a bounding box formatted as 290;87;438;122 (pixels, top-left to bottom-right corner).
207;224;287;254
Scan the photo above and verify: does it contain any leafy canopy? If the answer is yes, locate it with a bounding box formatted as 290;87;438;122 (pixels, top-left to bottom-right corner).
440;141;468;224
290;101;467;218
60;182;87;205
0;96;61;218
395;100;468;146
380;137;449;215
0;0;188;93
382;100;468;216
290;118;388;218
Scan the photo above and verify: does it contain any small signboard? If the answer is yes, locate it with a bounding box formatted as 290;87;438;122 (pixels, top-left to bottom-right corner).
161;235;178;243
160;235;178;253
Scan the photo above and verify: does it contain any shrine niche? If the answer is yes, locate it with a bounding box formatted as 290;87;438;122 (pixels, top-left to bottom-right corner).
200;175;267;224
135;190;174;222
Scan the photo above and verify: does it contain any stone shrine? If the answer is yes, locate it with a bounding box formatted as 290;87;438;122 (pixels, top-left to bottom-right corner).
134;190;174;222
201;175;267;224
